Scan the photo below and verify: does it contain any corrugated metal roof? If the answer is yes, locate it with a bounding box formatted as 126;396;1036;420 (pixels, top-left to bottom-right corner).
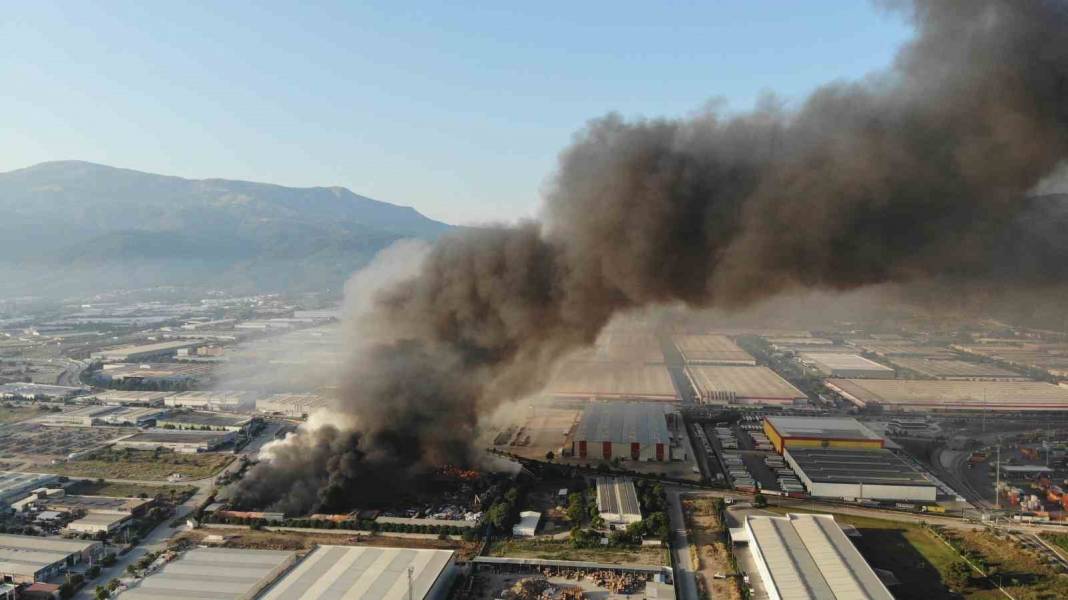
785;448;934;487
573;403;670;445
766;417;882;441
259;545;454;600
596;478;642;520
746;513;893;600
122;547;293;600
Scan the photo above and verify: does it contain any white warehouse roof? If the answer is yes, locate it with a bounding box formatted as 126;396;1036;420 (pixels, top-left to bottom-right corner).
744;513;893;600
119;547;294;600
260;545;455;600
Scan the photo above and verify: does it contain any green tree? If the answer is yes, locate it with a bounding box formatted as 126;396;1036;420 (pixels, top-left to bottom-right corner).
945;560;973;590
753;494;768;508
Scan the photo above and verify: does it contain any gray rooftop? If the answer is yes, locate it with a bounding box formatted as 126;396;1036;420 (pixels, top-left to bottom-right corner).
120;429;232;444
259;545;454;600
765;416;882;442
785;448;933;487
0;471;58;503
573;402;671;445
0;534;100;576
596;477;642;519
119;547;293;600
156;412;250;427
745;513;893;600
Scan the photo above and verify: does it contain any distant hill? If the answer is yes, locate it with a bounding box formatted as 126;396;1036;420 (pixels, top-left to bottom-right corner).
0;161;450;297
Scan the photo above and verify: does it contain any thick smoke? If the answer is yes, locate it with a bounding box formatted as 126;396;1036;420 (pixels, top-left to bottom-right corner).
236;0;1068;514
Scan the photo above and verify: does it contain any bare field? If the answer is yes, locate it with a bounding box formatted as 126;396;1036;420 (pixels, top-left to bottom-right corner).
682;497;742;600
40;448;233;481
488;538;668;566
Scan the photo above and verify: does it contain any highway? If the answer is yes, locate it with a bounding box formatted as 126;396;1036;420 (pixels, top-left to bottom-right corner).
666;488;699;600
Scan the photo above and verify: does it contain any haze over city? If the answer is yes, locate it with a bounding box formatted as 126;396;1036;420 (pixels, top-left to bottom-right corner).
2;2;1068;600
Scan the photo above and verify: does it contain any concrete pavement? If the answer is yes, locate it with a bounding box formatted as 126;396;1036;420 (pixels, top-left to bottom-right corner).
666;489;699;600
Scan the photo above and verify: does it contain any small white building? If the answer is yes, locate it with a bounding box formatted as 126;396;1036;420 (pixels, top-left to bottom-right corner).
512;511;541;537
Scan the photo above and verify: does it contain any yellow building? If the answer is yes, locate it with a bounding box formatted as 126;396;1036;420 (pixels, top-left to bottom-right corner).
764;416;883;454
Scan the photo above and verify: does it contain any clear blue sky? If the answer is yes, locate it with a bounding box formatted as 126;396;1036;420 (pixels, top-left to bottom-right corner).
1;1;912;225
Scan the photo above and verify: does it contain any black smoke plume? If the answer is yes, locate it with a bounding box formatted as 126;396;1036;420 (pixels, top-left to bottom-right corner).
235;0;1068;514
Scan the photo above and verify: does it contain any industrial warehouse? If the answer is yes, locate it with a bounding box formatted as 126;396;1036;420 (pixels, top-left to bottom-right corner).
686;366;807;405
90;339;208;362
164;390;256;411
0;472;57;507
91;390;175;406
570;402;676;461
798;352;895;379
783;448;937;502
155;410;252;431
255;393;329;418
763;416;884;454
737;513;894;600
0;534;102;584
258;546;457;600
671;334;756;365
881;357;1030;381
546;361;678;402
826;378;1068;411
116;429;235;453
119;547;295;600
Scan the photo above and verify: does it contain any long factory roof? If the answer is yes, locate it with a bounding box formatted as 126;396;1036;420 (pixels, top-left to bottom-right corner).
744;513;894;600
546;361;677;400
672;334;755;364
765;416;882;442
259;545;454;600
883;357;1027;379
799;353;894;373
0;471;57;502
785;448;933;487
572;402;671;445
0;534;100;576
826;378;1068;410
687;366;807;400
119;547;294;600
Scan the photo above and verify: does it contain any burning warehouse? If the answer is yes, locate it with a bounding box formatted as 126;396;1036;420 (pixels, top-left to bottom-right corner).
570;402;678;461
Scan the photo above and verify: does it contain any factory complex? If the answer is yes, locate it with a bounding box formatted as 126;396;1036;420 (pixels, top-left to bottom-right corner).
90;339;208;362
687;366;807;405
883;357;1030;381
798;353;894;379
783;447;937;502
259;546;456;600
115;429;235;453
826;378;1068;411
738;513;893;600
571;402;676;461
672;334;756;365
0;534;102;584
0;472;57;507
547;361;677;402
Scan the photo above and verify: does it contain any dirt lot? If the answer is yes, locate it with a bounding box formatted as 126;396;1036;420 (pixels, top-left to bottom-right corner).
468;573;642;600
488;538;668;567
681;497;742;600
40;448;233;481
176;528;480;559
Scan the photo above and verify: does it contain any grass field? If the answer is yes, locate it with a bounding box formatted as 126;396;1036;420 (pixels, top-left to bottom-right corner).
66;479;198;500
488;538;668;566
40;448;232;481
0;406;46;424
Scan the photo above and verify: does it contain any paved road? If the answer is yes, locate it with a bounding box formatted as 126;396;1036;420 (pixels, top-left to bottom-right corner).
666;489;699;600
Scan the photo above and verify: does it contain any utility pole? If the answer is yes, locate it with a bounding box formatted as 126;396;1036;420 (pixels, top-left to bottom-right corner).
993;440;1002;511
407;565;414;600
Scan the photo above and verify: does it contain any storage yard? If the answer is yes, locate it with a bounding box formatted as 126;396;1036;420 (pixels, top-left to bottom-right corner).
671;335;755;365
826;378;1068;411
686;366;807;405
545;362;677;401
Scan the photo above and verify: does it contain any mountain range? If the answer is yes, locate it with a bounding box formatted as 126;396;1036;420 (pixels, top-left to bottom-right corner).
0;161;450;297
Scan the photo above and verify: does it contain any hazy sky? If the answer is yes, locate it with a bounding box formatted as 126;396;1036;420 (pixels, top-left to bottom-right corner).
1;1;911;225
